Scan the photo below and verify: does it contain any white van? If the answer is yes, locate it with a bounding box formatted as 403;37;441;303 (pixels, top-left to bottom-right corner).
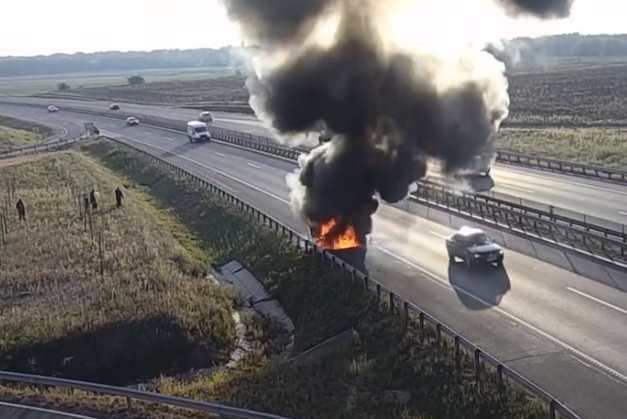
187;121;211;143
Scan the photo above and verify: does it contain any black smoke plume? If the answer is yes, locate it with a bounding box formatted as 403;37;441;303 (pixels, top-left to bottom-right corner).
495;0;574;18
220;0;574;243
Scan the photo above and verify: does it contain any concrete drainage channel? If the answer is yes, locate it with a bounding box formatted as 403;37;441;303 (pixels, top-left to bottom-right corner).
126;259;357;393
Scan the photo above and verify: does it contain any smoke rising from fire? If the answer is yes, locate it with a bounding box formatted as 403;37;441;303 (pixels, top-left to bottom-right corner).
220;0;574;242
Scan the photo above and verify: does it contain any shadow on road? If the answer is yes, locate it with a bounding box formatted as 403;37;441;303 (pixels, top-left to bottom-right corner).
447;262;511;310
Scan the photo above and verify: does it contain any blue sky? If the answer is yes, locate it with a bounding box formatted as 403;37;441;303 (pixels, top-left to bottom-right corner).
0;0;621;57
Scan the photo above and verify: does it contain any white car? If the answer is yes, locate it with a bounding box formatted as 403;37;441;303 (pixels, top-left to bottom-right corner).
47;105;58;113
126;117;139;126
198;111;213;123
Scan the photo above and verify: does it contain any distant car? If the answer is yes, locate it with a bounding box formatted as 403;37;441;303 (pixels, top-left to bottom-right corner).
47;105;58;113
198;111;213;123
126;116;139;126
446;226;504;268
109;103;120;110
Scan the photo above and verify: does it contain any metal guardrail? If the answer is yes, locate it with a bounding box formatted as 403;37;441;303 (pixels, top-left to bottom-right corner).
101;135;579;419
411;183;627;265
0;136;80;160
494;149;627;183
0;371;293;419
0;125;65;157
2;98;627;183
2;103;623;267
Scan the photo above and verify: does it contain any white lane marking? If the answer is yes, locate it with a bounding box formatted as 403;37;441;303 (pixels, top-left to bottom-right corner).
429;231;447;239
83;134;627;384
163;137;174;141
144;132;152;135
618;211;627;217
247;162;262;169
376;247;627;384
566;287;627;317
215;152;226;157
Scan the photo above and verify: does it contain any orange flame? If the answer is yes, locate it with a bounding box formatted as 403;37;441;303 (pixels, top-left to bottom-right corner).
315;218;361;250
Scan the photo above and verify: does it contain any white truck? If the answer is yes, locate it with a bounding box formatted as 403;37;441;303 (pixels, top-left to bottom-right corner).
187;121;211;143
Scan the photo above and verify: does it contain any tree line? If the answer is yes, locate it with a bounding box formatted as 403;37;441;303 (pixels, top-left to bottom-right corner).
0;46;247;78
3;34;627;78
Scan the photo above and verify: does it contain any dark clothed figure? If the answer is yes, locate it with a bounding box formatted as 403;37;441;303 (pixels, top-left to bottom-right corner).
16;199;25;221
89;189;98;210
83;194;90;212
114;187;124;208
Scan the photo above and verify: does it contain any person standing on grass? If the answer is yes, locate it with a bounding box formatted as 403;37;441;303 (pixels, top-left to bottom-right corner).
114;187;124;208
16;199;25;221
89;189;98;210
83;193;90;213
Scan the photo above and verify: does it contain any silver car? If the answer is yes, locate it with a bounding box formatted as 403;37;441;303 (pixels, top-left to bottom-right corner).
126;117;139;126
446;226;504;268
198;111;213;123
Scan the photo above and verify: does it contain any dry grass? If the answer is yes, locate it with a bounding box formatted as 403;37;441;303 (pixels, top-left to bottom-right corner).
0;115;53;151
0;140;548;419
497;127;627;168
0;68;235;95
44;59;627;126
508;63;627;125
0;151;236;385
43;74;249;105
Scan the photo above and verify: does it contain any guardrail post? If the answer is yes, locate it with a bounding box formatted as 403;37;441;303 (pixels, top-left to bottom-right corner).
388;292;395;312
126;396;132;410
376;284;381;302
496;364;503;390
454;336;460;369
402;301;409;331
474;349;481;381
548;400;556;419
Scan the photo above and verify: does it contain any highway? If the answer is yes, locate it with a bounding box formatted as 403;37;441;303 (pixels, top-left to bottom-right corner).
3;96;627;227
3;104;626;418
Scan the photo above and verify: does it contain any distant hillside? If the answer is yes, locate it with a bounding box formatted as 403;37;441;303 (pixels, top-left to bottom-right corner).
3;34;627;78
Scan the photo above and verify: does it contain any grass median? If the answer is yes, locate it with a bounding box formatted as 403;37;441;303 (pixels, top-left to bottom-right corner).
0;139;550;419
498;128;627;169
0;151;236;386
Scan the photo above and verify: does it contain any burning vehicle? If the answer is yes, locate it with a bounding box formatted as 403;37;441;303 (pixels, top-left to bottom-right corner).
308;217;370;272
221;0;574;272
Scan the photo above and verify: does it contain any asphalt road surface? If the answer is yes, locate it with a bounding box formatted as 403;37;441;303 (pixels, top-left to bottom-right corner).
3;96;627;227
4;105;627;418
